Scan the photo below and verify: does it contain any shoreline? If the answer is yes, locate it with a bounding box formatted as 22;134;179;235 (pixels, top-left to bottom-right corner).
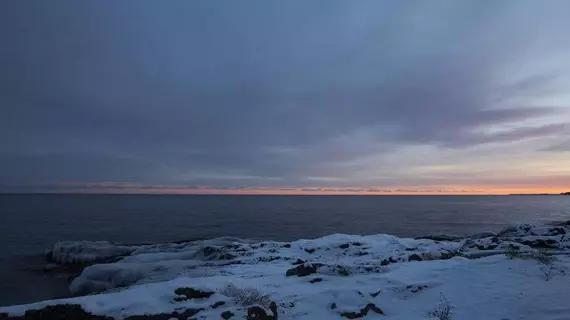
2;221;570;319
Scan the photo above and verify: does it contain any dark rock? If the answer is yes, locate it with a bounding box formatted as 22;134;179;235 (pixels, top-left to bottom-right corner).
173;287;214;301
440;251;456;260
339;303;384;318
210;301;226;309
404;247;416;251
282;244;292;248
203;246;218;256
380;259;390;266
125;308;203;320
415;234;462;241
407;285;427;293
285;263;323;277
260;243;267;248
339;243;350;249
0;305;114;320
521;239;559;249
309;277;323;283
336;265;351;276
353;251;369;256
268;248;278;253
408;254;422;262
304;248;316;254
258;256;281;262
330;303;337;310
351;242;363;246
0;304;205;320
221;311;234;319
292;259;306;265
246;305;277;320
269;302;278;319
548;227;566;235
370;290;381;298
218;253;237;260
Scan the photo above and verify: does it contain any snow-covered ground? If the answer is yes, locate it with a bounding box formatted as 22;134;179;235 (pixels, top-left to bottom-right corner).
1;222;570;319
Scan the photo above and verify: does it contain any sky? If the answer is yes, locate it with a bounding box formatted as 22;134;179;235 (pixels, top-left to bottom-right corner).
1;1;570;195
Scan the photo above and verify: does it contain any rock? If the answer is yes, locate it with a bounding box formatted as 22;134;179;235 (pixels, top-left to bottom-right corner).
440;251;456;260
218;253;237;260
285;263;323;277
304;248;316;254
408;254;422;262
281;244;291;248
0;305;205;320
415;234;462;241
203;246;218;256
221;311;234;319
246;305;276;320
292;259;305;265
0;305;114;320
351;242;363;246
210;301;225;309
339;303;384;318
330;303;337;310
258;256;280;262
173;287;214;301
269;302;278;319
339;243;350;249
309;277;323;283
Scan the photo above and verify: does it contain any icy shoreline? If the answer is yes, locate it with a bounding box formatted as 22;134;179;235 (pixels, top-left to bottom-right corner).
1;222;570;319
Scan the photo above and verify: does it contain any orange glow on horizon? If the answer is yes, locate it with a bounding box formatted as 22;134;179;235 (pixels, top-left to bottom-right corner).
52;185;569;195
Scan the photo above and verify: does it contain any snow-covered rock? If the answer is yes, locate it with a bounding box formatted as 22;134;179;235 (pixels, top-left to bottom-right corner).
2;222;570;319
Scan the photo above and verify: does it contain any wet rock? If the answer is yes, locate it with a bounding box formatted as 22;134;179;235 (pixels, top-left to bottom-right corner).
330;303;338;310
292;259;306;265
309;277;323;283
286;263;324;277
210;301;226;309
351;242;363;246
339;243;350;249
281;244;291;248
304;248;316;254
340;303;384;318
221;311;234;319
173;287;214;301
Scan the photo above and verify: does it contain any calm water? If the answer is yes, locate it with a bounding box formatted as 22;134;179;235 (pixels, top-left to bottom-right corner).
1;194;569;306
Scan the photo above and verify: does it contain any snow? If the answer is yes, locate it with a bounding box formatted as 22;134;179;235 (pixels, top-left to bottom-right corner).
2;222;570;319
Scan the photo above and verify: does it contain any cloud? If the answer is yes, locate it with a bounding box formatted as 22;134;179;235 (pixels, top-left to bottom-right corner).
1;1;570;192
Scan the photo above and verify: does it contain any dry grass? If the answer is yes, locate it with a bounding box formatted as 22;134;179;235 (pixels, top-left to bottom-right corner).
219;283;272;307
426;293;454;320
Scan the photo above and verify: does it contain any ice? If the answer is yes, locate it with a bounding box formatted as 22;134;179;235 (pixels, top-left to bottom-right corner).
2;222;570;319
49;241;136;265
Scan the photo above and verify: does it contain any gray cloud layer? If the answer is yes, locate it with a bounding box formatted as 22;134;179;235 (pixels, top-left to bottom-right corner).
1;1;570;191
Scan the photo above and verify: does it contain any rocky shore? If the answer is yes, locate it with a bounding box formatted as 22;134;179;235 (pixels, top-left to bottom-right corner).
1;221;570;319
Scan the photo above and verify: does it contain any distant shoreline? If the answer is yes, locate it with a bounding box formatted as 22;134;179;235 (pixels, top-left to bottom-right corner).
509;192;570;196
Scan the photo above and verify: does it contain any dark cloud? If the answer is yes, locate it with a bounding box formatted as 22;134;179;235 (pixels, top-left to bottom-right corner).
1;1;570;191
